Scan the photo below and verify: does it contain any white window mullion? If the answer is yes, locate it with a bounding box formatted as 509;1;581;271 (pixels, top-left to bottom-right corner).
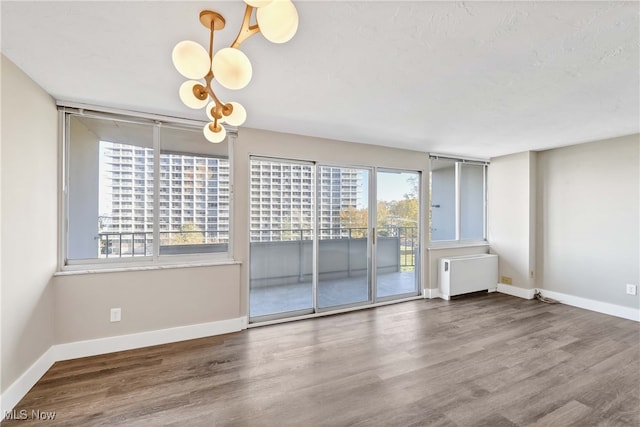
152;123;161;260
483;164;488;241
312;163;318;312
370;167;377;304
226;129;236;257
60;112;70;268
454;161;461;241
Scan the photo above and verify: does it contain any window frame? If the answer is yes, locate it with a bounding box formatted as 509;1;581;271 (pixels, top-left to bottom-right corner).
428;154;488;248
58;104;235;271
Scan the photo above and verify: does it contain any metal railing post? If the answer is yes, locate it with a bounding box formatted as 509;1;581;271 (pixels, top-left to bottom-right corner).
298;229;304;282
347;226;352;277
396;226;401;272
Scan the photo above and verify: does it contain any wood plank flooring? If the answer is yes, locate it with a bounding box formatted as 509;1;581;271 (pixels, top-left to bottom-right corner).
3;293;639;426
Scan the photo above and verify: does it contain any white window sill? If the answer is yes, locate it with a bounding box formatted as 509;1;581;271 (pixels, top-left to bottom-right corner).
427;241;489;251
55;258;241;276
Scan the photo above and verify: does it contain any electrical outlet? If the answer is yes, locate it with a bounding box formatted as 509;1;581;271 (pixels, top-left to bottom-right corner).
501;276;513;285
626;284;637;296
110;308;122;322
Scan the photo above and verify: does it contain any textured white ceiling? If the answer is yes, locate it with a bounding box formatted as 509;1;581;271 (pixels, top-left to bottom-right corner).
2;1;638;158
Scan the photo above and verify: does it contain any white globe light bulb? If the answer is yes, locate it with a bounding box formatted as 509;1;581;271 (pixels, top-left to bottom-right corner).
203;122;227;143
172;41;211;79
257;0;299;44
224;102;247;126
212;47;253;90
179;81;208;109
244;0;274;7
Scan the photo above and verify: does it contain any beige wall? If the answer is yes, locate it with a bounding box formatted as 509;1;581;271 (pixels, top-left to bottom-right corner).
1;55;58;392
536;134;639;308
233;127;430;314
488;151;537;289
54;264;241;343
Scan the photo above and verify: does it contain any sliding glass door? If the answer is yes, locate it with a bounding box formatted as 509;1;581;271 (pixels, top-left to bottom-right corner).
376;170;420;299
249;159;314;318
249;158;420;322
317;166;371;309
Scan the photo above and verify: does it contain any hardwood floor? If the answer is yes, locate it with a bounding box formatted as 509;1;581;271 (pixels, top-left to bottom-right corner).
3;293;639;426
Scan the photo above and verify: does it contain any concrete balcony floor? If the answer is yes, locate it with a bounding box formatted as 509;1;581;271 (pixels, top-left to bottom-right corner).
250;270;418;318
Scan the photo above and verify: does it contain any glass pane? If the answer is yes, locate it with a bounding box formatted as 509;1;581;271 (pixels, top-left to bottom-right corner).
430;158;456;241
317;166;370;308
68;115;154;260
376;171;420;299
249;159;314;318
460;163;485;240
159;126;229;256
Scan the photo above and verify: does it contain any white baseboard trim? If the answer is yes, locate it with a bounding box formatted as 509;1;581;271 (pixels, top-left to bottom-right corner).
55;317;244;362
538;290;640;322
240;316;249;330
496;285;639;322
0;317;244;415
0;347;57;416
423;288;442;299
497;283;536;300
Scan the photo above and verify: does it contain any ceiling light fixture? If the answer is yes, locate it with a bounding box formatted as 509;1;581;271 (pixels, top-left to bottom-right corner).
172;0;299;143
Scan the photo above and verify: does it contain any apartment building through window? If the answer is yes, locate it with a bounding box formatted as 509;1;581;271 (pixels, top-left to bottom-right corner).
249;160;360;242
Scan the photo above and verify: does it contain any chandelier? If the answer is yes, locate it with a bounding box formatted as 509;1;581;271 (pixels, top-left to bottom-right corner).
172;0;299;143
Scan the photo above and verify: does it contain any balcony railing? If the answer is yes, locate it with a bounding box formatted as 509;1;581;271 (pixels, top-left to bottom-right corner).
249;226;418;287
250;226;418;268
98;230;229;258
98;227;418;270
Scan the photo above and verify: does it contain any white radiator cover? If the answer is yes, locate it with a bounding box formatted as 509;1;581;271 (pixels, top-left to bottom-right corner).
438;254;498;300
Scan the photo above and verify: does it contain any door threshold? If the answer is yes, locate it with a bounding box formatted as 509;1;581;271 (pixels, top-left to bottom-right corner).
248;294;423;328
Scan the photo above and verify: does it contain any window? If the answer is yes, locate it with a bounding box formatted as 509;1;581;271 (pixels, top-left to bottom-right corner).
64;110;231;267
429;155;487;243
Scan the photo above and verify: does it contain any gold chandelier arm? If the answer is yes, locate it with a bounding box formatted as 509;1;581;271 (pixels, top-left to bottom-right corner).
230;5;260;48
204;74;223;107
203;73;233;119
